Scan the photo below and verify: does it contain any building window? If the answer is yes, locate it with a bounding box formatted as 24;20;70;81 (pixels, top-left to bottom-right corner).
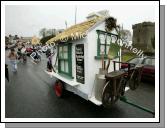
58;43;72;78
95;30;118;59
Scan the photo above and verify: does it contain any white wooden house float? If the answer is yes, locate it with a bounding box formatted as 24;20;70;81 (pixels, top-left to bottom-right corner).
46;17;121;106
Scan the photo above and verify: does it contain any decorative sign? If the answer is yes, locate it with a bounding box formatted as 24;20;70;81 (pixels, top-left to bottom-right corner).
75;44;84;84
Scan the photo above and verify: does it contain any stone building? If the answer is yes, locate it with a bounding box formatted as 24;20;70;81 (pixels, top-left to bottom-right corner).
132;22;155;52
20;37;32;43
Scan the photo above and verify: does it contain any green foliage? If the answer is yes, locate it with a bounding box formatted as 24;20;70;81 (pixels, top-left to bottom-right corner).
108;43;120;59
105;17;117;32
5;36;9;43
40;35;55;45
143;51;154;56
39;28;46;38
122;53;136;62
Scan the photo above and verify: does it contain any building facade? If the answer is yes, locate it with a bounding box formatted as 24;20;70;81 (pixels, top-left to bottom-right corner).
20;37;32;43
132;22;155;52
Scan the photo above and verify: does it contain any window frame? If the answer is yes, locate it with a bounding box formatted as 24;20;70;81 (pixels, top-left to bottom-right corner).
95;30;119;59
58;43;72;78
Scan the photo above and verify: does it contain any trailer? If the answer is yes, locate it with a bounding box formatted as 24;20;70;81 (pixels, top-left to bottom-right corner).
45;17;151;111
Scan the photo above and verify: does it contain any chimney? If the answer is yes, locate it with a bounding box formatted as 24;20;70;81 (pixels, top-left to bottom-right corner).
86;10;110;20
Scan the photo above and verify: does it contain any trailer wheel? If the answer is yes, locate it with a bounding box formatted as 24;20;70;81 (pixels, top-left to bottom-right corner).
129;65;143;90
102;81;119;108
102;77;124;108
54;80;64;97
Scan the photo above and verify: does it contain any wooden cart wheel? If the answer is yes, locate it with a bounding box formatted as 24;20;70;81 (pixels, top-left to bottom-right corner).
102;71;125;108
129;65;143;90
102;81;119;108
54;80;64;97
120;77;127;96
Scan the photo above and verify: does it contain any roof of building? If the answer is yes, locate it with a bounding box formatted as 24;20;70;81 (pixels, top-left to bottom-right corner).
47;17;104;44
31;36;40;45
132;22;155;29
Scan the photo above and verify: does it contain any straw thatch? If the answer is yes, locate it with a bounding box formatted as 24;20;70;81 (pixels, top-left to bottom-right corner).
47;17;104;44
31;36;40;45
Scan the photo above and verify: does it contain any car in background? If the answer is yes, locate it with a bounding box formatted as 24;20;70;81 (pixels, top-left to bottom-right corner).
26;47;33;56
121;56;155;81
121;57;143;69
141;57;155;81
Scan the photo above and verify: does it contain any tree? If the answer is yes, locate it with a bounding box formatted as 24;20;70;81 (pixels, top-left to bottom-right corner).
46;30;53;36
5;36;9;44
13;35;19;40
40;35;55;45
119;29;132;45
105;17;117;32
39;28;46;38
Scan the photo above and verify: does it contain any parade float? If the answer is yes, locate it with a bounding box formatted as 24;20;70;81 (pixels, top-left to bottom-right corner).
45;16;153;115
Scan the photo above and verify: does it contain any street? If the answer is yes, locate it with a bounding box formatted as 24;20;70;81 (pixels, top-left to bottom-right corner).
5;50;155;118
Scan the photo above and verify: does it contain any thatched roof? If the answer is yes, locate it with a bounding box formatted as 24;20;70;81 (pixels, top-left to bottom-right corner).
47;17;104;44
31;36;40;45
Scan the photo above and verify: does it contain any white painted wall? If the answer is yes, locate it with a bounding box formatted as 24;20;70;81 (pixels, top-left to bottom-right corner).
51;38;90;99
86;21;120;98
51;20;121;101
70;38;89;96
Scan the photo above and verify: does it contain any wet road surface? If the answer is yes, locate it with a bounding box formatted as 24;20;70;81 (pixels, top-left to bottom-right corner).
5;50;155;118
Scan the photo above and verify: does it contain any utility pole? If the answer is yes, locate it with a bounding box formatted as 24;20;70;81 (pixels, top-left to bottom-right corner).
118;25;121;68
65;20;67;29
75;5;77;24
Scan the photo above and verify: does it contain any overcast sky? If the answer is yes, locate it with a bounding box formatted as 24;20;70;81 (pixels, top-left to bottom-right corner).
5;4;155;37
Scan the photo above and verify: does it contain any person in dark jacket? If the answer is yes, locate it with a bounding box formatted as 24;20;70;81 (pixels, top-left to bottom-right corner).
47;52;52;72
5;64;9;81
